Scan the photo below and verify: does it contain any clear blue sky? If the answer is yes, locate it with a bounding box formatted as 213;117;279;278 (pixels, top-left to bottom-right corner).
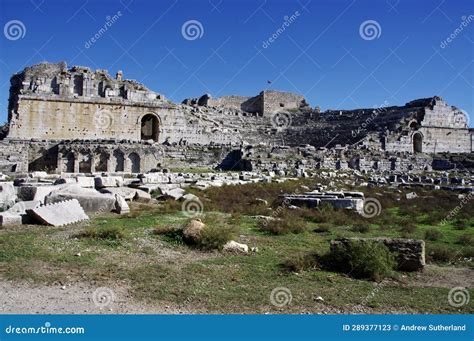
0;0;473;126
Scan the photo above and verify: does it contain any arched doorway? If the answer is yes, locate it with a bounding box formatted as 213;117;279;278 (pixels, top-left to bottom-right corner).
64;152;75;173
95;152;109;172
128;152;140;173
113;150;125;172
413;132;423;153
141;114;159;141
79;152;92;173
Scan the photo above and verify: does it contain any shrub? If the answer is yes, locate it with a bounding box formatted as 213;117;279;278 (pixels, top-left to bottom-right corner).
462;247;474;258
200;224;237;250
424;228;443;241
457;234;473;246
398;220;417;236
78;226;127;242
320;240;396;281
427;245;458;263
283;252;318;272
153;226;184;245
198;214;239;250
350;223;370;233
259;209;307;235
453;218;469;230
313;223;332;233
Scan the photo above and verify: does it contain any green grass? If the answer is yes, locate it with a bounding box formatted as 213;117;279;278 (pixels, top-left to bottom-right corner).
0;179;472;313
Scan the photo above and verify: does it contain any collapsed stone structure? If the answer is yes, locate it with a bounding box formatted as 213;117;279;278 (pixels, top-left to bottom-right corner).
0;61;472;174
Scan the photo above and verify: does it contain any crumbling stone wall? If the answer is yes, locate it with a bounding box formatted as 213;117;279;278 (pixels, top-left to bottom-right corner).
6;62;242;146
2;62;473;176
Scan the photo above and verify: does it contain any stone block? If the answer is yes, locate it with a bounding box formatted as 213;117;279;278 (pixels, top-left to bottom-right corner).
0;211;22;227
161;188;185;201
320;198;364;211
7;200;42;224
331;237;425;271
0;182;16;211
27;199;89;227
7;200;41;215
94;176;124;188
223;240;249;253
45;184;116;213
139;173;169;184
114;194;130;215
76;176;95;188
17;184;70;203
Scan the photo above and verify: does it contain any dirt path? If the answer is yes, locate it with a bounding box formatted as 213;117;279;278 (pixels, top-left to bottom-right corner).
0;280;198;314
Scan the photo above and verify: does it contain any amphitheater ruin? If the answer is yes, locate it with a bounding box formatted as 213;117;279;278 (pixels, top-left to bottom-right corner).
0;61;473;175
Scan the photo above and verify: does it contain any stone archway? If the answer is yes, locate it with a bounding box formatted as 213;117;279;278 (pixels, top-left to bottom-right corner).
113;149;125;172
140;114;159;142
79;152;92;173
95;152;109;172
128;152;140;173
64;152;75;173
413;132;423;153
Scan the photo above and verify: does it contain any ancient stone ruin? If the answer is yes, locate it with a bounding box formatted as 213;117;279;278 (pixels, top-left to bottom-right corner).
0;61;472;175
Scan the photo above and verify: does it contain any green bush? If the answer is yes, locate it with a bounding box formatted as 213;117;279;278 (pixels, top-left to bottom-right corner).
321;240;396;281
398;220;417;236
200;224;237;250
198;214;239;250
153;226;184;245
453;218;470;230
259;210;307;235
283;252;318;272
350;223;370;233
78;226;127;243
457;234;473;246
313;223;332;233
424;228;443;241
427;245;458;263
462;247;474;258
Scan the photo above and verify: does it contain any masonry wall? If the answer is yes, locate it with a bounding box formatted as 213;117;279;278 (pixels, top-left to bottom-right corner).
7;96;242;146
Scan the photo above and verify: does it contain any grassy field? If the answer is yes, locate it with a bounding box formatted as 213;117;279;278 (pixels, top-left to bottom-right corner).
0;177;473;313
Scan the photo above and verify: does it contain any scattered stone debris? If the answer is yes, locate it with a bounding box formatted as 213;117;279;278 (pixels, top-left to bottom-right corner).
223;240;249;254
281;190;365;211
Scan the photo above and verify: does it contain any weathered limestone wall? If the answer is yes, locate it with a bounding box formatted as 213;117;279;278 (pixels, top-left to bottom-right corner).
0;141;28;172
7;96;243;146
8;96;171;141
186;90;308;115
262;90;308;114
